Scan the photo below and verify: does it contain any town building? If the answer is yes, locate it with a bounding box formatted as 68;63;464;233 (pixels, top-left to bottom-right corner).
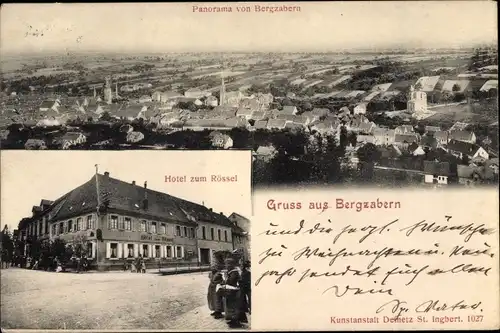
103;77;112;105
407;85;427;114
446;140;489;160
16;171;249;270
55;132;87;149
423;161;451;185
228;213;251;260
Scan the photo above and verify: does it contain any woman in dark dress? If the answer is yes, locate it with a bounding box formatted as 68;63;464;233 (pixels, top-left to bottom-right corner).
223;257;246;328
207;262;224;319
240;260;251;317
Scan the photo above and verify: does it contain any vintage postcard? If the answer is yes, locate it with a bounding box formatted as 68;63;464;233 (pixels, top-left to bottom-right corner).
0;1;498;331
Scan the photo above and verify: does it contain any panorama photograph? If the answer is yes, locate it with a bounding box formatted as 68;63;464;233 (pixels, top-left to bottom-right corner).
0;2;497;190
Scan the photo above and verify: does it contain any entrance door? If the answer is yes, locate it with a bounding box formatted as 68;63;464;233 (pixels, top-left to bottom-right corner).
200;248;210;265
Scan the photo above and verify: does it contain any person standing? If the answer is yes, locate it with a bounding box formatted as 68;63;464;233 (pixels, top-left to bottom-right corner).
223;257;245;328
240;260;251;317
207;262;224;319
140;256;146;273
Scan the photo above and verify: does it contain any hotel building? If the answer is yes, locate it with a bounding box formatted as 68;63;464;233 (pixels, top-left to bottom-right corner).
16;171;248;270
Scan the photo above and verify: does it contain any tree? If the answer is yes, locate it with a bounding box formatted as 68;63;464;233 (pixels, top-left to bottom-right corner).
50;238;71;264
100;111;113;122
73;234;89;259
441;91;453;104
356;142;381;181
452;84;461;92
1;225;14;266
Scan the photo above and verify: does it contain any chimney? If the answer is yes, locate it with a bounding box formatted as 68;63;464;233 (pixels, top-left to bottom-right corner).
104;172;109;177
209;208;213;212
143;181;148;209
132;181;136;185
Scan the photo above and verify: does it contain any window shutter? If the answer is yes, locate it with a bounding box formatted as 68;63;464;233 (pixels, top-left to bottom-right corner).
134;243;139;257
148;244;153;258
117;243;122;258
181;246;184;258
92;241;96;258
106;242;111;259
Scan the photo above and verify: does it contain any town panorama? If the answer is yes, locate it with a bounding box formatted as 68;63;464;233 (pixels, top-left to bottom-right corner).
0;48;498;187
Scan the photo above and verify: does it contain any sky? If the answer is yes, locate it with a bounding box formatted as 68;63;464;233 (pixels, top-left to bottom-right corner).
1;151;252;232
0;2;497;55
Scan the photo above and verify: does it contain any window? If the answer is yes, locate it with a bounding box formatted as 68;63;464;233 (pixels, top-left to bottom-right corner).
68;220;73;232
87;242;93;258
142;244;149;257
224;230;228;242
110;243;118;258
109;215;118;229
190;228;195;238
77;217;83;231
59;222;64;234
218;229;221;241
151;222;157;233
52;224;56;236
210;228;215;240
176;246;183;258
176;226;181;236
166;246;172;258
124;217;132;231
127;244;134;258
140;220;147;232
86;215;94;229
155;245;161;258
160;223;166;234
202;226;206;239
118;216;125;230
183;226;187;237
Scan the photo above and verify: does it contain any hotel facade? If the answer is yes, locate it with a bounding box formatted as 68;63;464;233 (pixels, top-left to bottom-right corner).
16;171;249;270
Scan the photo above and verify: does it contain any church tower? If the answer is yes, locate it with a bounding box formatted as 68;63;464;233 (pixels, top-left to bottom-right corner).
219;69;226;106
104;77;112;104
407;85;427;114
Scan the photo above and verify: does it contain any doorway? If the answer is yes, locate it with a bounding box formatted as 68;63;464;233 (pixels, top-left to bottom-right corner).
200;248;211;265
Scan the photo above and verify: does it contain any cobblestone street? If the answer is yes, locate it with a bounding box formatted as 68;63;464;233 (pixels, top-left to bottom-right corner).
1;268;250;330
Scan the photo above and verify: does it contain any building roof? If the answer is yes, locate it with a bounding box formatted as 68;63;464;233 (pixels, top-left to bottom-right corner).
415;76;441;92
449;130;474;142
281;106;297;115
254;120;268;129
31;173;233;227
395;134;419;144
372;83;393;92
479;80;498;92
267;119;287;129
423;161;450;176
441;80;471;93
446;140;482;156
276;114;296;122
373;128;395;137
425;125;441;132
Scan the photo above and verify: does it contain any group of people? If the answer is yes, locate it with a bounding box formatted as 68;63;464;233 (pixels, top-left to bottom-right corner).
207;253;251;329
123;254;147;273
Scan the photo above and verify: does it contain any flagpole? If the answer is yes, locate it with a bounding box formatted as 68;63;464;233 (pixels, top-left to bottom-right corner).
95;165;100;270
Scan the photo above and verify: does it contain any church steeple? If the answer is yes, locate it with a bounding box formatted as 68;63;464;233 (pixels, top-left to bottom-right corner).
220;66;226;106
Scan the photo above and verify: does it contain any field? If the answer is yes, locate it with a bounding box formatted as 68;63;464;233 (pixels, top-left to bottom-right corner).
424;101;498;126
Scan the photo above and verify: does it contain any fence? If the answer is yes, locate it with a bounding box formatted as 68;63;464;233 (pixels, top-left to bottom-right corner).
156;259;211;275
